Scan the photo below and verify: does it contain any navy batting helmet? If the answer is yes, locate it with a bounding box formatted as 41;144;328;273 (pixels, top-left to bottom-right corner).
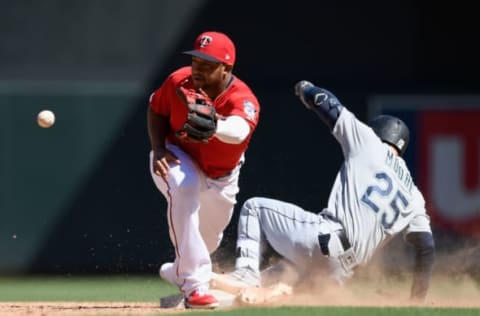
369;115;410;156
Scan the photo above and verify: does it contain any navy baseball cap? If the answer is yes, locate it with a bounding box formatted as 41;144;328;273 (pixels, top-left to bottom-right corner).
183;31;236;65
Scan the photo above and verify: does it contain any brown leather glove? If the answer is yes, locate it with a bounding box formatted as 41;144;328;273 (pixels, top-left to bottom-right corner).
175;86;217;142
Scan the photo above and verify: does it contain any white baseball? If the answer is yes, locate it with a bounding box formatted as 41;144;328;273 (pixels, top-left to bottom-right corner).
37;110;55;128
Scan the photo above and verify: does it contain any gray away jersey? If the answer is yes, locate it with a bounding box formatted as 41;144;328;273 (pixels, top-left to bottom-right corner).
324;109;431;265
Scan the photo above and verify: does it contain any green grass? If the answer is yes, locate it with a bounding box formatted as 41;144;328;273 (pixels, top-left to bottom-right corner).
176;307;480;316
0;275;176;301
0;275;478;316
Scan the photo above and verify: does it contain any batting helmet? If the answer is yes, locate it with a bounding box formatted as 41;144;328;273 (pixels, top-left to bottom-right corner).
369;115;410;156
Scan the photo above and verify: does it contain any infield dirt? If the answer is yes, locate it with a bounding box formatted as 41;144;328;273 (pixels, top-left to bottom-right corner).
1;275;479;316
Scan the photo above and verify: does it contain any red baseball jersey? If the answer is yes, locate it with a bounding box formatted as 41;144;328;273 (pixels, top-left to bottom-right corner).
149;66;260;178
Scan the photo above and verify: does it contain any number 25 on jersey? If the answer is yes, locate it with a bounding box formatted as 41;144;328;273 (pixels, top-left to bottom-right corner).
361;172;410;229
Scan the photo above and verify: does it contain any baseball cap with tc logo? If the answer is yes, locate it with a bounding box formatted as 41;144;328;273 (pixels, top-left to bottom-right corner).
183;31;236;66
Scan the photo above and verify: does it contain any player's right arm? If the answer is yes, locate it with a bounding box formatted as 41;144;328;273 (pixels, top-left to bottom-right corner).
148;85;180;179
406;231;435;301
403;195;435;302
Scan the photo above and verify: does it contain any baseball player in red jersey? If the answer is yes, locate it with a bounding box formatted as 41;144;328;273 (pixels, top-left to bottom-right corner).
147;31;260;309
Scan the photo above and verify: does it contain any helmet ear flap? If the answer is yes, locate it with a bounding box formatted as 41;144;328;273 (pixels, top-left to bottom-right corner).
369;115;410;155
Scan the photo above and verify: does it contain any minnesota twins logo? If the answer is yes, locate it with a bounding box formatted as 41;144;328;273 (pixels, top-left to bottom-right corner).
199;36;212;48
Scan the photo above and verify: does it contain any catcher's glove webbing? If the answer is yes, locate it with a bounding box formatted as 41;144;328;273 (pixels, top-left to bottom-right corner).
176;87;217;142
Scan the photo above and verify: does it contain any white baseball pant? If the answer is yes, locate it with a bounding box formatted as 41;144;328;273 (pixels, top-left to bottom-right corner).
149;144;242;296
234;197;355;285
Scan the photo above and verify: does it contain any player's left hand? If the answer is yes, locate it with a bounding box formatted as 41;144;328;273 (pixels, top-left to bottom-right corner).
294;80;315;109
176;87;218;142
294;80;342;110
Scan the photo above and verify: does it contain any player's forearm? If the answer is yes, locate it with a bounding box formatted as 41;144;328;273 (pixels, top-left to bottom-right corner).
295;81;344;130
406;231;435;301
215;115;250;144
147;107;169;153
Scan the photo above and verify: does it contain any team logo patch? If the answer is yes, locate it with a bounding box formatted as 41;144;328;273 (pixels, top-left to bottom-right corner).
199;36;212;48
243;100;256;120
396;139;405;150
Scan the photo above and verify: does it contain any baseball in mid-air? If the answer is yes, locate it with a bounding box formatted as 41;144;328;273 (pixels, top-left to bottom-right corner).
37;110;55;128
